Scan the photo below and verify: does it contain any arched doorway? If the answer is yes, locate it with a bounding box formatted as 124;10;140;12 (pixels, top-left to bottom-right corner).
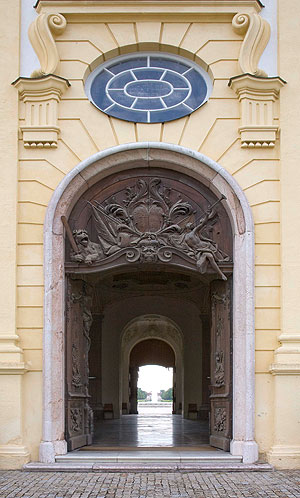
121;315;183;416
40;144;258;464
129;338;175;414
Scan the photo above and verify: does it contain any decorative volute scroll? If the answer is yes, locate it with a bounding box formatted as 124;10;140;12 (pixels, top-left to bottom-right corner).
29;13;67;78
232;13;270;77
65;173;233;279
12;74;70;148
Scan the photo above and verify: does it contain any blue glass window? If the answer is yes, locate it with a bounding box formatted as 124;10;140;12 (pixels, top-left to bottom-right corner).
86;53;212;123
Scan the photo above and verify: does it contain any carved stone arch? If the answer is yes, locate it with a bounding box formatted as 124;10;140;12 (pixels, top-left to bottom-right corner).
122;314;183;357
120;314;184;415
41;143;257;465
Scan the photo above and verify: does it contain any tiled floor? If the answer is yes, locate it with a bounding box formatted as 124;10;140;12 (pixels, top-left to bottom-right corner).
88;414;209;449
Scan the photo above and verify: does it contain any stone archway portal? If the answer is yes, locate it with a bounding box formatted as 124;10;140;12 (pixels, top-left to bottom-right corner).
40;143;258;464
64;168;234;452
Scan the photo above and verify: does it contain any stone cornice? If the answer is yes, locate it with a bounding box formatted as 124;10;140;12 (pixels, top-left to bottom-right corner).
229;73;286;93
270;363;300;376
0;362;30;375
35;1;263;16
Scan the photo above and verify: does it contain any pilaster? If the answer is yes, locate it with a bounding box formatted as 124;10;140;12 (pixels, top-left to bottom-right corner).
0;0;30;469
267;0;300;470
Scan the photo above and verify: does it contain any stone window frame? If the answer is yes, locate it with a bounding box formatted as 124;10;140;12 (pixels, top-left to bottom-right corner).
84;52;213;124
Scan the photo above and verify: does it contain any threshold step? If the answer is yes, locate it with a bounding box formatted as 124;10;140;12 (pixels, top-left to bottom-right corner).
55;450;243;464
24;461;273;473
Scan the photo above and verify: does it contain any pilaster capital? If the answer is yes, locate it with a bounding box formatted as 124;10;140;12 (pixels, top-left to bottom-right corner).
0;334;24;363
229;74;286;148
12;74;70;148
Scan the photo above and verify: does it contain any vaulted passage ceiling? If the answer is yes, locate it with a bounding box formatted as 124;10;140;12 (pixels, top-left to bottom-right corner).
130;338;175;368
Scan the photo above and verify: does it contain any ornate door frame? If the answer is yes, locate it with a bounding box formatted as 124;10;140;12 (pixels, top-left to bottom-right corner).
40;143;258;464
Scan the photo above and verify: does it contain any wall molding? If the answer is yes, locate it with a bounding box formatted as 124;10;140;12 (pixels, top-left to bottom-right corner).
0;362;29;375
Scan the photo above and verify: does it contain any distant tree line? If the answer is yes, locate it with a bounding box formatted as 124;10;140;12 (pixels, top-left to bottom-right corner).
137;388;147;400
160;388;173;401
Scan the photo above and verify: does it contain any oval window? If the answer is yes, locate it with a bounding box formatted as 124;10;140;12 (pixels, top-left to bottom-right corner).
85;53;212;124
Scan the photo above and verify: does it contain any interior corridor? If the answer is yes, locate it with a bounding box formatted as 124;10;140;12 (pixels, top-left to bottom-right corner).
81;414;209;450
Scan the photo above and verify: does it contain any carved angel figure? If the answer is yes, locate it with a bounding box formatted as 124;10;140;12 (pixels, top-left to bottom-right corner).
70;229;103;265
67;179;230;280
183;208;229;280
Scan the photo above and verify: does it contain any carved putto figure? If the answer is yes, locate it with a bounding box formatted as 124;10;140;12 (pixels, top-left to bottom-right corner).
67;178;230;279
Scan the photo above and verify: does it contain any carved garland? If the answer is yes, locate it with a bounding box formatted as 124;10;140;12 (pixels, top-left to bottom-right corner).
214;407;227;433
211;291;229;388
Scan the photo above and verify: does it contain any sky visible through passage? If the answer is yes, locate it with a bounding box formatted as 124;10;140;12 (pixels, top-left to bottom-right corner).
138;365;173;402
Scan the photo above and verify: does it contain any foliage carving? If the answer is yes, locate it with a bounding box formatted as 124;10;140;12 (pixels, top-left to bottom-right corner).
69;178;230;279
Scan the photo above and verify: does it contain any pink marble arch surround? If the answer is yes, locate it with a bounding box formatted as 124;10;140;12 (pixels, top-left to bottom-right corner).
40;143;258;464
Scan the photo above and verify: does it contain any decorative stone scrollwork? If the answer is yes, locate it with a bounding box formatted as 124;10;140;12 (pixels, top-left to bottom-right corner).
71;343;82;389
232;13;270;77
214;407;227;433
68;178;230;279
71;282;93;385
29;13;67;77
215;351;225;387
70;407;82;433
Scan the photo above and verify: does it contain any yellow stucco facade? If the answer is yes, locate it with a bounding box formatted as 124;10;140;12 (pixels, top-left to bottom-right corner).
1;0;300;470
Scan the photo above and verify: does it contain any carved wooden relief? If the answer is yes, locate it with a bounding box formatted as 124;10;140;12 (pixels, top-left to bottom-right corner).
65;169;233;278
65;277;94;451
209;278;232;451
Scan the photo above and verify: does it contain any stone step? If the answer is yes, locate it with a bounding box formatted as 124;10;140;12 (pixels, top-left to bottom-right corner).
55;450;243;465
24;461;273;473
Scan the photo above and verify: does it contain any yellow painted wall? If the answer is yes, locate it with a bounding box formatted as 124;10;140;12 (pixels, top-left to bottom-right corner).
0;0;32;470
2;0;300;469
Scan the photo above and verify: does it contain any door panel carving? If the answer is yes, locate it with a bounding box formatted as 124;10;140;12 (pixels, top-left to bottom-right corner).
209;279;232;451
65;278;94;451
65;170;233;278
